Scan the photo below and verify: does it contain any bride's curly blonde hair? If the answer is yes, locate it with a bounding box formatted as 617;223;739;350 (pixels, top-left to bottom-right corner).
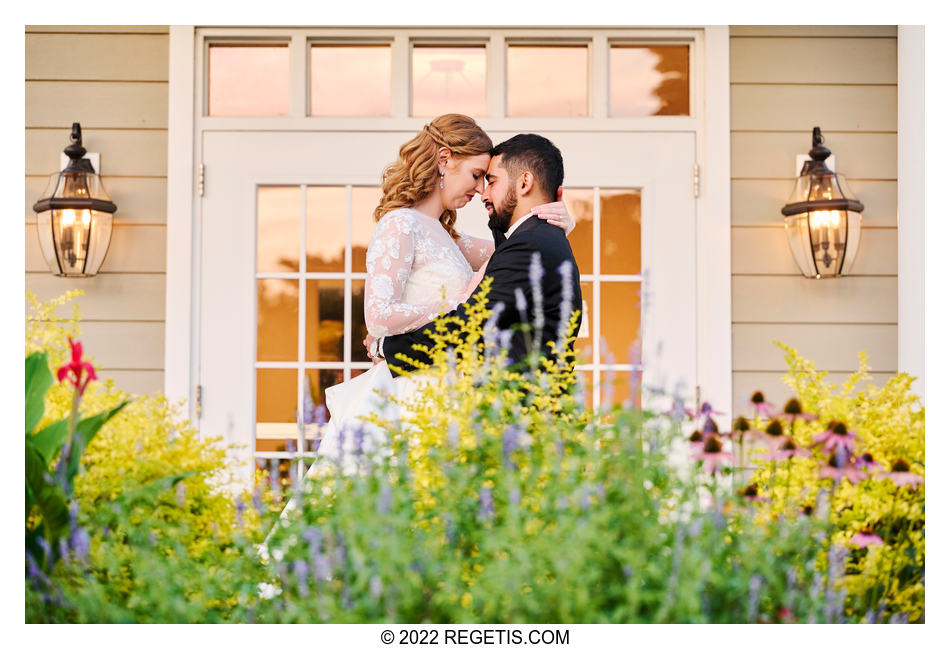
374;113;493;241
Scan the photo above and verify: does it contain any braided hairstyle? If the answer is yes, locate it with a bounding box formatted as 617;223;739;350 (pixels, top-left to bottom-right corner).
374;113;492;240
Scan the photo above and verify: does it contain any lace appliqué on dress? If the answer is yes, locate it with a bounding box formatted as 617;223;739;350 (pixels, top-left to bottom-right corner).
364;208;474;338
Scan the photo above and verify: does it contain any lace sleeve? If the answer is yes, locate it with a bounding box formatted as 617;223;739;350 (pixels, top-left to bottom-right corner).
363;211;449;338
456;232;494;270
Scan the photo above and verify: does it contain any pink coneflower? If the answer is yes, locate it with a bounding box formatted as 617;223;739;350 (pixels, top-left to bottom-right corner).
738;482;767;502
779;398;818;423
818;448;865;484
765;437;812;461
687;430;705;453
697;435;732;475
686;401;725;419
875;458;924;488
811;420;858;455
849;526;884;548
722;416;767;443
855;452;881;473
749;391;777;418
762;418;789;450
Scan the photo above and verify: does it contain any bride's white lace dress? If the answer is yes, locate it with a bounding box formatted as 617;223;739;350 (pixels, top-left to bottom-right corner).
304;207;492;476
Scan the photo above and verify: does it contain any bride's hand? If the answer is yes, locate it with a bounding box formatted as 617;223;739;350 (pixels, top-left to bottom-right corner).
363;333;376;360
531;187;575;236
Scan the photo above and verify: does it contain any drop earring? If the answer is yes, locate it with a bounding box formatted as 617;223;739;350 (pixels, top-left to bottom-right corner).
439;171;445;190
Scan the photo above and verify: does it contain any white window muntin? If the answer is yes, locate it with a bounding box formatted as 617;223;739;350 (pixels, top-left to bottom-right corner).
196;27;700;131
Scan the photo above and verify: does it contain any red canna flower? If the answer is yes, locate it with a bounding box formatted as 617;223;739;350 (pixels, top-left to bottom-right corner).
57;338;97;396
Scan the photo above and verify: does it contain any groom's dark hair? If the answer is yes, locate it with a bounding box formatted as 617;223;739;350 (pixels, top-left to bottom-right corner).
491;134;563;203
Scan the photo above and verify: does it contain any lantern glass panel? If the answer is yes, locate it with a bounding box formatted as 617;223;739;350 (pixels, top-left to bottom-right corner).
34;210;59;273
784;213;818;278
840;210;862;275
83;210;114;274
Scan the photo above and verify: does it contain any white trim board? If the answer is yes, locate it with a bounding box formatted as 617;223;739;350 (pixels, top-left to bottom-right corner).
164;25;196;414
897;26;925;401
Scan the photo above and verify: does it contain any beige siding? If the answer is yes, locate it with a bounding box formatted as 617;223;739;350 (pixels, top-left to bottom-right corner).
730;26;898;409
25;26;168;394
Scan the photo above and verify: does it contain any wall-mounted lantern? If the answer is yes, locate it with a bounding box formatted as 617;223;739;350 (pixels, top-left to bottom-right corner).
32;123;116;277
782;127;864;279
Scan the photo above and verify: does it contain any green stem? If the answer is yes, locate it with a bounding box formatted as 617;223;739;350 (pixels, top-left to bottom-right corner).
881;489;901;605
784;459;793;515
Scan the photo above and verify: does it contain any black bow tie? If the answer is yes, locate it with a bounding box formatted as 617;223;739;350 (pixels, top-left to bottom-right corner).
490;226;507;247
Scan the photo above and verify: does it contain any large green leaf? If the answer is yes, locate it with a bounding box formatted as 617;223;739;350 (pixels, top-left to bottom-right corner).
25;443;69;549
65;400;130;487
25;352;54;435
28;417;69;467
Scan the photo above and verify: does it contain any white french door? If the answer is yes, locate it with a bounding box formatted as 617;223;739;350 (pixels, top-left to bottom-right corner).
198;129;696;481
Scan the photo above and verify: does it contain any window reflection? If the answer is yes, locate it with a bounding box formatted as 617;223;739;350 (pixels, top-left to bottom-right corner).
208;45;289;116
351;280;369;363
305;279;345;362
577;281;594;364
352;186;383;271
306;187;346;272
255;367;297;456
609;45;689;116
311;45;391;116
257;278;298;361
600;190;641;275
507;45;588;117
258;186;300;273
563;189;593;274
600;281;641;363
412;46;487;117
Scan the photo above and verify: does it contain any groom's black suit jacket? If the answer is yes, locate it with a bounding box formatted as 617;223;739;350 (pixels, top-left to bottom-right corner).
382;214;583;373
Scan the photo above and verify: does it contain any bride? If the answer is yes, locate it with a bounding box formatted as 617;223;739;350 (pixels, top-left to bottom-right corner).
292;114;575;488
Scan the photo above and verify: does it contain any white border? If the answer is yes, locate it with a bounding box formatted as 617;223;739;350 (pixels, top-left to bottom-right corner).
164;25;197;410
898;25;925;400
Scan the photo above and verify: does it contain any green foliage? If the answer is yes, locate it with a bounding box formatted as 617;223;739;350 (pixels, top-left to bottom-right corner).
25;289;923;623
259;284;834;623
25;347;128;571
26;291;267;622
738;343;925;622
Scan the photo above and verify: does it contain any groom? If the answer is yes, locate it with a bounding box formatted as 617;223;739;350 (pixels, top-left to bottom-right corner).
380;133;583;373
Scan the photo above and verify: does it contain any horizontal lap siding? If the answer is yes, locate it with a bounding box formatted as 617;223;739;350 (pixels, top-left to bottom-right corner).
729;27;898;411
25;26;169;394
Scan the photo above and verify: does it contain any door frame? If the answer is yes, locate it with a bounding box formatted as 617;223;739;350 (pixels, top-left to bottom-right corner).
165;25;734;427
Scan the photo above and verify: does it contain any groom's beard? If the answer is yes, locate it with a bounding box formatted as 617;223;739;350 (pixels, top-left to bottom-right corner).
486;185;518;232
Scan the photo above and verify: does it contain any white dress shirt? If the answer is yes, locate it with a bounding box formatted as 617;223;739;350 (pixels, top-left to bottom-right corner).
505;212;535;239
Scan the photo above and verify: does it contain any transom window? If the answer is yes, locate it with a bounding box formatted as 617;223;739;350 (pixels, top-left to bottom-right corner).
205;33;691;118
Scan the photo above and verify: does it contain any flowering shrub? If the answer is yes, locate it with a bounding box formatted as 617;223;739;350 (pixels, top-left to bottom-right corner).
718;345;925;622
260;281;837;623
26;288;923;623
26;292;270;622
